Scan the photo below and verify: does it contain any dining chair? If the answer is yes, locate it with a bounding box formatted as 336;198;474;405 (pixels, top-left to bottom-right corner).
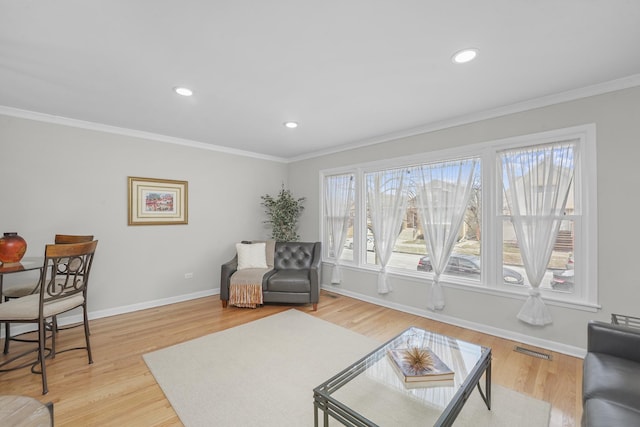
3;234;94;354
0;240;98;394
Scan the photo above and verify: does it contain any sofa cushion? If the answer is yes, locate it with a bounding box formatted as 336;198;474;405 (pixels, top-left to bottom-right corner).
267;270;310;293
583;352;640;408
273;242;315;270
247;240;276;268
236;242;268;270
583;398;640;427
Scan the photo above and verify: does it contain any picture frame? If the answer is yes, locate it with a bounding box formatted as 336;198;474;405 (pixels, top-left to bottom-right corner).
128;177;188;225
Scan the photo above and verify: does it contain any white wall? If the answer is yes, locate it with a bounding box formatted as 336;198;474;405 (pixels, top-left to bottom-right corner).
288;86;640;353
3;86;638;353
1;115;288;317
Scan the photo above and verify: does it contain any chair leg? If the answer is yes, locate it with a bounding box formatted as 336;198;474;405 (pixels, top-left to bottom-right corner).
221;300;228;308
83;305;93;364
50;318;56;358
38;318;48;395
3;322;10;354
313;303;318;311
3;294;11;354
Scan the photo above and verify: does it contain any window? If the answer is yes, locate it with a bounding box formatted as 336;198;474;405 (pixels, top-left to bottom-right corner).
499;140;576;290
320;125;597;309
323;173;355;263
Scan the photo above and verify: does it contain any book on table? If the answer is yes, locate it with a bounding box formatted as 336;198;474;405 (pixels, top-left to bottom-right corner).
387;347;454;386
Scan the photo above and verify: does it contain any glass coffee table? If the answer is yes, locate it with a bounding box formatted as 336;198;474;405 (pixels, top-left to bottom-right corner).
313;327;491;426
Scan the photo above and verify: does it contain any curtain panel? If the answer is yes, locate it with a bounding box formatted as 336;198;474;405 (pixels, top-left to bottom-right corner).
502;141;576;326
324;174;355;284
413;159;479;310
366;169;410;294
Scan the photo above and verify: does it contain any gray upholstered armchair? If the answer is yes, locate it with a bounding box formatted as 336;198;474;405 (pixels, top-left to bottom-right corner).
220;241;321;310
582;320;640;426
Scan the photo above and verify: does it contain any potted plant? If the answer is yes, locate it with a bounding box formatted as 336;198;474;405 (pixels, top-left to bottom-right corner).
261;186;305;241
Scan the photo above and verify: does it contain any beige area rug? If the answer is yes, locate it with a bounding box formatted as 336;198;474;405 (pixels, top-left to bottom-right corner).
143;310;550;426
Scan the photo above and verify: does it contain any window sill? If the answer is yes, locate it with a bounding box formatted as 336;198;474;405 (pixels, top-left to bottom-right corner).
323;261;600;313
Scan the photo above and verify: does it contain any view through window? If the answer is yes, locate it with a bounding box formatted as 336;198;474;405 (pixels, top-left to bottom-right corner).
321;126;594;306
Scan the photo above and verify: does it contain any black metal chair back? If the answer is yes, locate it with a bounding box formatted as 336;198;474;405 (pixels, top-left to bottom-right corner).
39;240;97;308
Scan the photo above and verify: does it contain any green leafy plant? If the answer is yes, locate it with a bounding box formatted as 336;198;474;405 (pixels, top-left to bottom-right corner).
261;186;306;242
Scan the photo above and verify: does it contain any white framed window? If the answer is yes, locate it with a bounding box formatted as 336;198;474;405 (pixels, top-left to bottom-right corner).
320;124;597;309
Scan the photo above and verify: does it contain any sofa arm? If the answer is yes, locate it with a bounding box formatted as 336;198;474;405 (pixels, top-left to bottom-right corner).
587;320;640;363
310;242;322;269
220;256;238;301
308;242;322;303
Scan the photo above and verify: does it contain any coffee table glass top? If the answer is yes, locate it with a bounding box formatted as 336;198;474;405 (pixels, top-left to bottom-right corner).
314;326;491;426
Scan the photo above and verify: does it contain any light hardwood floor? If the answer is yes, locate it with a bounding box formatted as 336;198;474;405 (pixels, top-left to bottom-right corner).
0;290;582;426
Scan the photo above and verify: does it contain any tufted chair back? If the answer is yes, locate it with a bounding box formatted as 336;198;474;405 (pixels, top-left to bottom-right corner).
273;242;317;270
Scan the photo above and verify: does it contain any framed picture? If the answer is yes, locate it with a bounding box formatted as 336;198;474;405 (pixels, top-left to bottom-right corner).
128;177;188;225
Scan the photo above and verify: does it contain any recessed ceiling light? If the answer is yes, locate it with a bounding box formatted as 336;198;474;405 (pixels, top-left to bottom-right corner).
452;48;478;64
284;121;298;129
174;87;193;97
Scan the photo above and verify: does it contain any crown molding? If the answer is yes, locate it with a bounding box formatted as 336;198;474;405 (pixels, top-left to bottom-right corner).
3;73;640;164
289;73;640;162
0;106;288;163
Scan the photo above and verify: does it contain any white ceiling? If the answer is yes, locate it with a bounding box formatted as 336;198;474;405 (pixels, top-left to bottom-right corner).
2;1;640;161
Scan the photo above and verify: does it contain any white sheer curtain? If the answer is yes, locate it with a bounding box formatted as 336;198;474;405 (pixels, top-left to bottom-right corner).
502;141;575;326
366;169;410;294
413;159;478;311
324;174;354;284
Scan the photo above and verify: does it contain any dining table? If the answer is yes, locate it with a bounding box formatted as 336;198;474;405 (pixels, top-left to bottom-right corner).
0;257;44;300
0;257;44;358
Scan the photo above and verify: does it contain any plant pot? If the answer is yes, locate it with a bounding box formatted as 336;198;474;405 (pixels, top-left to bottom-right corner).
0;232;27;265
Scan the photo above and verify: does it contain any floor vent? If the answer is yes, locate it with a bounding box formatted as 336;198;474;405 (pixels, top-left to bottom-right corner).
514;346;552;361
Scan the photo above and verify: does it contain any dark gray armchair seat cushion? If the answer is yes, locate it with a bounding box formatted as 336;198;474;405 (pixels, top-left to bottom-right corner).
583;352;640;408
582;321;640;426
583;399;640;427
267;270;311;293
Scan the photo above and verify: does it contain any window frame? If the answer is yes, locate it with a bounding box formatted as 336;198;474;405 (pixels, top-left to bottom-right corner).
319;124;598;310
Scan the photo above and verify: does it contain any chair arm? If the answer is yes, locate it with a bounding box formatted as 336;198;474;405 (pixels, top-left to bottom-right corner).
310;242;322;270
587;320;640;363
220;256;238;301
308;242;322;303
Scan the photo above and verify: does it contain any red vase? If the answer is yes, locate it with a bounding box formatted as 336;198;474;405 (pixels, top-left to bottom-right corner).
0;232;27;265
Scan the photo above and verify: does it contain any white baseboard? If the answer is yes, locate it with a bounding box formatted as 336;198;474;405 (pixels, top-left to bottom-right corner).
2;285;586;359
87;289;218;321
1;288;220;339
321;284;587;359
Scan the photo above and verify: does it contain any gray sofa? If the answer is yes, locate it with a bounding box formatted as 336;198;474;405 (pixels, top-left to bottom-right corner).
220;241;321;311
582;320;640;426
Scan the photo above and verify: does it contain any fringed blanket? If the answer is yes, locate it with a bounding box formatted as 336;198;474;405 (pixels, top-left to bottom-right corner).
229;268;270;308
229;239;275;309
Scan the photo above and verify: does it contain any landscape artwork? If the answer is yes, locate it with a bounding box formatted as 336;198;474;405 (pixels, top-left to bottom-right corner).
143;190;176;213
128;177;188;225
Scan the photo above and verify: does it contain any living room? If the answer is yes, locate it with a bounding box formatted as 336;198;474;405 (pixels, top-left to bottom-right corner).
2;2;640;426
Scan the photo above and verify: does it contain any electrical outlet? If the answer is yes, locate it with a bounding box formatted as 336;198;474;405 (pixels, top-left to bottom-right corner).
184;272;193;279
